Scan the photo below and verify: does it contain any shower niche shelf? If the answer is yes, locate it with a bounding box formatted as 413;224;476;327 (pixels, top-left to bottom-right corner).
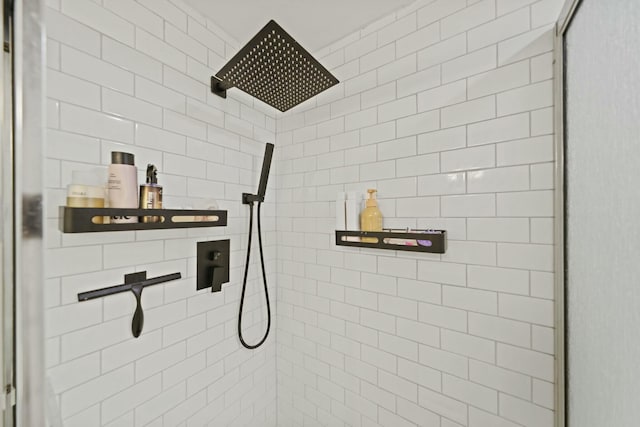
335;229;447;254
59;207;227;233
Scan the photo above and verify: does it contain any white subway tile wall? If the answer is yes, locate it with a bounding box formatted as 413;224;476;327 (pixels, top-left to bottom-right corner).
275;1;559;427
45;0;277;425
45;0;562;425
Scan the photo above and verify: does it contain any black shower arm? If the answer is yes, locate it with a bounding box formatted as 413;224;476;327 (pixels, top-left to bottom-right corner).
211;76;231;99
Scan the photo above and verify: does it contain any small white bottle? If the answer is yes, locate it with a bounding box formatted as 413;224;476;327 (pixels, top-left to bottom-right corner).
345;191;361;241
108;151;138;224
336;192;346;230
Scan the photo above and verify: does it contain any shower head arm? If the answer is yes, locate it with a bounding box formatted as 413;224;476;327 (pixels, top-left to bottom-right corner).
211;76;232;99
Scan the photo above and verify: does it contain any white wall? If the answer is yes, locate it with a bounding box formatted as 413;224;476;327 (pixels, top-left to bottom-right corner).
42;0;567;426
275;0;562;426
44;1;277;426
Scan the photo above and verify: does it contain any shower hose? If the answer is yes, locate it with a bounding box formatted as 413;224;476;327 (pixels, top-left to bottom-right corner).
238;201;271;349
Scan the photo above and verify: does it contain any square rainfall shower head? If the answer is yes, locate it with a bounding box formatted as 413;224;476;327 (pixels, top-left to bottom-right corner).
211;20;339;112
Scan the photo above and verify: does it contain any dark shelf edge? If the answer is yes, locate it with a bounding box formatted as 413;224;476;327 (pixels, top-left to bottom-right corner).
60;206;228;233
335;230;447;254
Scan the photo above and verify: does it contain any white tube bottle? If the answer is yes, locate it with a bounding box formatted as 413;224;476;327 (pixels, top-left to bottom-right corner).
345;191;361;241
336;192;346;230
108;151;138;223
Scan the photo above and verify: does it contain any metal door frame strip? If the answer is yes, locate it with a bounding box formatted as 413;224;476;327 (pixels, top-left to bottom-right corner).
11;0;45;425
0;0;13;424
554;1;583;426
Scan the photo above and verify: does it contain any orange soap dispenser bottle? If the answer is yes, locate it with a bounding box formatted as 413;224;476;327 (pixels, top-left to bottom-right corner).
360;189;383;243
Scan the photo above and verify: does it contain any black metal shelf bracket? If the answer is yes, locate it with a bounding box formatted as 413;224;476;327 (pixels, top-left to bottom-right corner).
78;271;181;338
335;229;447;254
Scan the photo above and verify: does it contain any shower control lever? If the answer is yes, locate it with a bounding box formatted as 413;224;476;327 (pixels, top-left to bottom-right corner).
208;251;224;292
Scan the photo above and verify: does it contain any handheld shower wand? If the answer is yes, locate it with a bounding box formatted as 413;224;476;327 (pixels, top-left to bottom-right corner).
238;143;274;349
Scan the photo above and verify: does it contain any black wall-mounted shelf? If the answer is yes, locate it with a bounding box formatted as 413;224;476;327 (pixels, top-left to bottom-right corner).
59;207;227;233
335;230;447;254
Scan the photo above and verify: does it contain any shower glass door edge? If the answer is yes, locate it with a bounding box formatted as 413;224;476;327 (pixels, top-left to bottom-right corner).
554;1;582;426
10;0;45;425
